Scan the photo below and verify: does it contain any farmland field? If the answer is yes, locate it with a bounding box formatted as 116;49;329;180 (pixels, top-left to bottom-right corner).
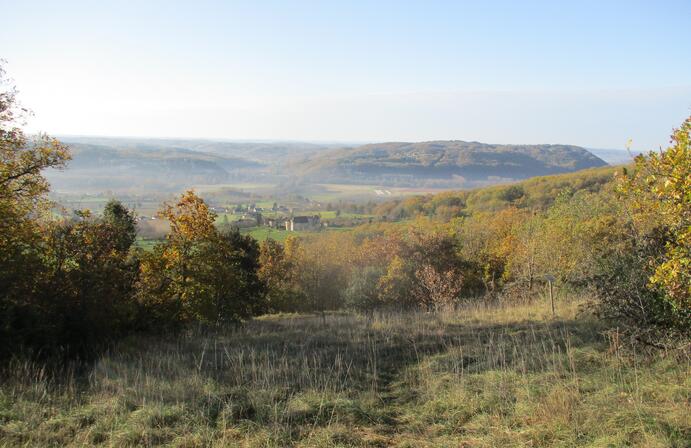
308;184;452;203
134;237;160;251
192;182;452;203
240;226;305;242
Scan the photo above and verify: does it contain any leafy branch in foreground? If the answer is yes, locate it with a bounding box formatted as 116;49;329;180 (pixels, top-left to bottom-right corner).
596;116;691;345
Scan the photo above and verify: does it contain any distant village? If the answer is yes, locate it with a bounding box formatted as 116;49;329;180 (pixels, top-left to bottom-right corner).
132;200;374;234
212;203;323;232
212;201;375;232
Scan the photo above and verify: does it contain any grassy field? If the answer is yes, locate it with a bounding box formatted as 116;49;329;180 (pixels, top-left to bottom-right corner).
192;182;452;204
314;211;373;219
216;210;371;223
239;227;306;242
1;299;689;447
308;184;451;203
134;237;161;251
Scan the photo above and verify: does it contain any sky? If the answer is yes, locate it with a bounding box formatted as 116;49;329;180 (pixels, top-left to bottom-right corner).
1;0;690;150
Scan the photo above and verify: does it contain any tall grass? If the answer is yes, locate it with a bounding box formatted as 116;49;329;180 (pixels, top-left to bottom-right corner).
1;298;688;447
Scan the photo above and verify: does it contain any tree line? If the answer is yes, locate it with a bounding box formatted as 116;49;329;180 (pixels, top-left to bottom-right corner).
1;64;688;360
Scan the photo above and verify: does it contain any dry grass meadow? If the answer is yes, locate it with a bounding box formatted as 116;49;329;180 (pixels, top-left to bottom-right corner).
1;298;689;447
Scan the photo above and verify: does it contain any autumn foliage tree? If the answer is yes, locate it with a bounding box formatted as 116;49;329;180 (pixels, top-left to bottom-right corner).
595;117;691;344
413;264;464;310
36;204;139;354
0;62;72;358
0;64;69;292
376;229;469;309
258;237;306;312
138;190;265;326
456;208;526;294
620;118;690;311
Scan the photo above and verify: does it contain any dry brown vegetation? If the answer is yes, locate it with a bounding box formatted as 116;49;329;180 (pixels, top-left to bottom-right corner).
1;298;689;447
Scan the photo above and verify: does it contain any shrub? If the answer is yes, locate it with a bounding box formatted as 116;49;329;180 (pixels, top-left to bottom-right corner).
343;266;385;312
594;116;691;347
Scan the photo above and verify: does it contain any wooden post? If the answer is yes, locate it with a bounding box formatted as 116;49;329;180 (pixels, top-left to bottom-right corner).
545;274;555;318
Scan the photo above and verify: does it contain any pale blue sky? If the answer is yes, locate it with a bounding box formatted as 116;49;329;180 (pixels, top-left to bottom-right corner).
1;0;690;149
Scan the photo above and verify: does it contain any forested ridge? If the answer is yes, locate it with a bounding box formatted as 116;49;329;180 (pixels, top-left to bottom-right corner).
293;140;607;185
46;133;611;194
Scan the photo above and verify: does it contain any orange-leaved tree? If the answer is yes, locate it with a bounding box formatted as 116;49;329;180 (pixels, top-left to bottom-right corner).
139;190;265;325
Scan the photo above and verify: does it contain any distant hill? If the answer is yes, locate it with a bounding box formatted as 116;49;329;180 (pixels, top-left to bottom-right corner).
46;142;264;193
67;143;261;170
45;137;610;194
45;137;344;193
57;136;339;164
293;141;608;187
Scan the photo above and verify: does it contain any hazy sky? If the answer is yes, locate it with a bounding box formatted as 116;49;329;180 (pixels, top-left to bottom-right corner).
2;0;690;150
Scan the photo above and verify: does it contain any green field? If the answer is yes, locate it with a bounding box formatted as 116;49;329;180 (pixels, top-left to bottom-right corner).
134;237;161;251
2;299;688;447
240;226;304;242
314;210;373;219
191;182;450;204
307;183;449;203
51;182;430;227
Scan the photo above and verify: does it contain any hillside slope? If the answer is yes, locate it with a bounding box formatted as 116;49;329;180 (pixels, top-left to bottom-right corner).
45;143;264;193
371;165;619;219
295;141;607;187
